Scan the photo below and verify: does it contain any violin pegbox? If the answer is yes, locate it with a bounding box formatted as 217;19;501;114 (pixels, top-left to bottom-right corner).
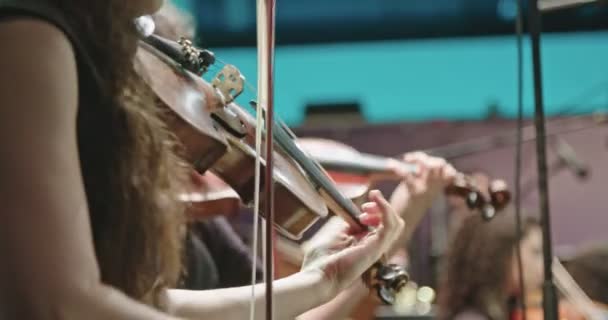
211;65;245;104
178;37;216;76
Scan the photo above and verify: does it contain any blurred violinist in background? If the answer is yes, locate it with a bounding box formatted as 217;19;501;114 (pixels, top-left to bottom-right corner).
563;242;608;308
437;213;544;320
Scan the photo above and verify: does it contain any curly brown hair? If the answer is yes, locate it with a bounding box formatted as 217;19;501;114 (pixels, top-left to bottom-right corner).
563;242;608;305
51;0;187;308
437;212;540;320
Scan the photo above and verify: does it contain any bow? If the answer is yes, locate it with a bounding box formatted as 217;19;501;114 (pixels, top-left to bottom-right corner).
252;1;277;319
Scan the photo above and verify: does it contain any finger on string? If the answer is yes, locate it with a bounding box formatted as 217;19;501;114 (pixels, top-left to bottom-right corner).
361;202;381;215
359;212;382;227
431;158;452;184
401;173;418;193
368;189;395;226
371;190;405;243
312;234;355;253
403;151;428;162
443;164;458;183
490;179;508;191
345;225;371;240
328;235;355;250
386;158;411;178
402;152;427;167
403;153;429;178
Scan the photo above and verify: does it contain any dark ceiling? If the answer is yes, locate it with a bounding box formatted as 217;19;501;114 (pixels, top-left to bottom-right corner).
190;0;608;47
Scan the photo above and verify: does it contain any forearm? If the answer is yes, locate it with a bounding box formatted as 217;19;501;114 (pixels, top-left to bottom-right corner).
390;188;431;246
296;281;369;320
3;282;179;320
167;270;331;320
61;285;181;320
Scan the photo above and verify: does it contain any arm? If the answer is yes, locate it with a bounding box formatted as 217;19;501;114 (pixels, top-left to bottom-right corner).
167;190;404;320
0;19;405;320
296;154;455;320
389;152;456;245
167;270;330;320
296;281;369;320
0;19;178;320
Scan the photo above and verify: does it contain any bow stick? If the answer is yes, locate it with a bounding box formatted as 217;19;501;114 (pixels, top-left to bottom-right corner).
254;1;277;319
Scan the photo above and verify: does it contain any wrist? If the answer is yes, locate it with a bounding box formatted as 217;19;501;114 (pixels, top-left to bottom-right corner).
299;268;337;304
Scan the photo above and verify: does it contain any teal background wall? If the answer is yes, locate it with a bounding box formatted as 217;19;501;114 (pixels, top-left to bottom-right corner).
171;1;608;125
205;32;608;125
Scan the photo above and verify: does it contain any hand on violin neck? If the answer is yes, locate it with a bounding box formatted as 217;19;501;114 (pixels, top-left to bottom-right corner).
401;152;456;196
387;152;457;245
300;190;404;298
389;152;456;215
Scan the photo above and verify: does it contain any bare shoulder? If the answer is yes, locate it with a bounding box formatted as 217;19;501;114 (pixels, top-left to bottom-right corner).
0;15;99;311
0;17;75;56
0;17;78;124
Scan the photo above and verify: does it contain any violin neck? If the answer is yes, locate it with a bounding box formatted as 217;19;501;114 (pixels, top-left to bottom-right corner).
314;153;417;180
272;124;368;231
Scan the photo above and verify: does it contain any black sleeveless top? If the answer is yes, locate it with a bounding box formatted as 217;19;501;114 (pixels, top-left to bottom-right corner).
0;0;103;95
0;0;122;289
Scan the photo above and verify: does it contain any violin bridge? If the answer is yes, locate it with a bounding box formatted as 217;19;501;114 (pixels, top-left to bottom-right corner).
211;65;245;104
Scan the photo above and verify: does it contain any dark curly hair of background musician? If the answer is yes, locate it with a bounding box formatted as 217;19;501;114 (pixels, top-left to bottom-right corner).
563;242;608;306
437;212;542;320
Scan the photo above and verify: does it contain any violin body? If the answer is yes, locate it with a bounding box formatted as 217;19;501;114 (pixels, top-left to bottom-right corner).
182;171;241;220
136;40;329;239
136;42;229;173
210;104;332;239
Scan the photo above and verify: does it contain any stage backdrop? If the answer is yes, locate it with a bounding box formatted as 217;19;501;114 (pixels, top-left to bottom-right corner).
294;115;608;285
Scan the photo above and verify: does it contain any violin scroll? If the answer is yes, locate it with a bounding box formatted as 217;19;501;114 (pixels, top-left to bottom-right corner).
446;175;512;220
177;37;215;76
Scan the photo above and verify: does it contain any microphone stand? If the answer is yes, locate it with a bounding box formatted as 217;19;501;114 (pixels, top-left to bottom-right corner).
528;0;559;319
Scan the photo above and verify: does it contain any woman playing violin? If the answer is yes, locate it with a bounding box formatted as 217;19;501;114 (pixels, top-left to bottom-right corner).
145;2;460;304
437;213;544;320
0;0;406;319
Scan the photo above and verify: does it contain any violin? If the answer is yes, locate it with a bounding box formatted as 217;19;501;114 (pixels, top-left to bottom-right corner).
135;34;328;237
134;24;517;305
295;138;511;219
181;171;240;220
134;30;408;304
273;138;511;319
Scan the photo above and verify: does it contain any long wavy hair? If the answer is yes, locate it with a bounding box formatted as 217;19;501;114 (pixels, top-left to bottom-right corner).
563;243;608;305
437;212;539;320
50;0;187;308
